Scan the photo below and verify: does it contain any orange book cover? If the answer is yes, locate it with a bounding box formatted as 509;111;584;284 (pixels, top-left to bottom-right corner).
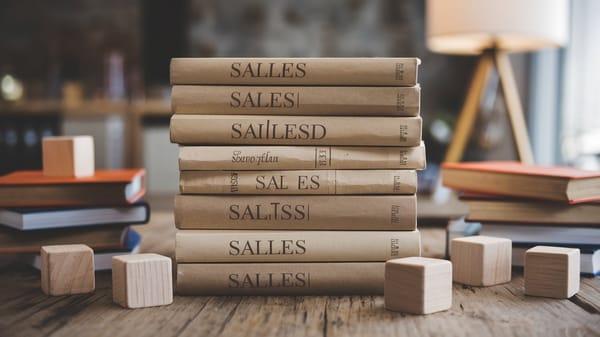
0;169;146;207
441;161;600;204
442;161;600;179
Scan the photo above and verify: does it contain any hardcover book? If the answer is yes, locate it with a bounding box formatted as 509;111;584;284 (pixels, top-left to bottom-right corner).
170;57;420;86
177;262;384;295
175;230;421;263
171;85;420;116
174;195;417;230
0;202;150;231
442;161;600;203
179;170;417;195
0;169;146;207
179;143;426;171
170;115;422;146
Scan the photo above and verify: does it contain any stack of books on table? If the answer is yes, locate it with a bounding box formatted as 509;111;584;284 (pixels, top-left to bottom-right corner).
0;169;149;270
442;161;600;276
170;57;426;295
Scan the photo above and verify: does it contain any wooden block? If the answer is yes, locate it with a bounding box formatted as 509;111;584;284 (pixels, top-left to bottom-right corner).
112;253;173;309
40;244;95;296
451;235;512;286
42;135;94;177
385;257;452;314
525;246;580;298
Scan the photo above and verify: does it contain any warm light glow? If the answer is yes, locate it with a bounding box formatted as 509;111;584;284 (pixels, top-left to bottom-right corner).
1;74;24;101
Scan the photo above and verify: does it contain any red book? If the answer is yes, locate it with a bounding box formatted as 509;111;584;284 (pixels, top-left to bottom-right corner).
441;161;600;204
0;169;146;207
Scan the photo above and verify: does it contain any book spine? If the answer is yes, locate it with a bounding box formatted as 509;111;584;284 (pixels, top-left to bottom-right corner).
174;195;416;230
170;58;419;86
179;170;417;195
176;230;420;263
171;85;420;116
170;115;422;146
176;262;384;295
179;144;426;170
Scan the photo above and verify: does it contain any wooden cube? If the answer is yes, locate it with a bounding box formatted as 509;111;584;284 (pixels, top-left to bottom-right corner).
451;235;512;286
525;246;580;298
42;135;94;177
385;257;452;314
41;244;95;296
112;253;173;309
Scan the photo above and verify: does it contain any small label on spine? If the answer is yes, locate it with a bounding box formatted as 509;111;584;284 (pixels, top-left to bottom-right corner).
228;272;311;289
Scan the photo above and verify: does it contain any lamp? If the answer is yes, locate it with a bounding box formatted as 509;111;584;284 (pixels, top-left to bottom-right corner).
426;0;569;163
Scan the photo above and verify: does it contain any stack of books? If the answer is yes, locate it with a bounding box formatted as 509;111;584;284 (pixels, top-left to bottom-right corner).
442;161;600;276
170;57;426;295
0;169;149;270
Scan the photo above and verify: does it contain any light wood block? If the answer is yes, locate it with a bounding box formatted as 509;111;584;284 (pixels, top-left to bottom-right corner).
385;257;452;314
40;244;95;296
525;246;580;298
112;253;173;309
42;135;95;177
451;235;512;286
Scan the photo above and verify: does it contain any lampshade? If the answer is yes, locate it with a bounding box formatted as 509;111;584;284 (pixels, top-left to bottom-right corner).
426;0;569;55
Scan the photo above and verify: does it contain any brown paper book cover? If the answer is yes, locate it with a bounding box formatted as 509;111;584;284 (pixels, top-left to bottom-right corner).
176;262;384;295
179;143;426;170
171;85;420;116
174;195;416;230
170;115;422;146
175;230;420;263
170;57;420;86
179;170;417;195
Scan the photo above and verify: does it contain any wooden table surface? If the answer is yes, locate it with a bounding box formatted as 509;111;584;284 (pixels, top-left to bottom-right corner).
1;209;599;337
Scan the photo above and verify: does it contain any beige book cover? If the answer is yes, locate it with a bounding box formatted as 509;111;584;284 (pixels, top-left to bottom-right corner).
174;195;416;230
170;115;422;146
176;262;384;295
179;170;417;195
178;143;426;170
171;85;420;116
176;230;420;263
170;57;420;86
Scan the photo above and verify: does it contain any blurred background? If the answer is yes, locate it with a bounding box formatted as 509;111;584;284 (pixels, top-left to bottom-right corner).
0;0;598;196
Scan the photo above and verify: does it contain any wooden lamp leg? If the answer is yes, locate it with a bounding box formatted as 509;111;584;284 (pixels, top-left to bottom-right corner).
444;54;494;163
495;52;535;164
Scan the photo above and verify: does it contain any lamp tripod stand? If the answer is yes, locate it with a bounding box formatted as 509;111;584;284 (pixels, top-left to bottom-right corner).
444;49;534;164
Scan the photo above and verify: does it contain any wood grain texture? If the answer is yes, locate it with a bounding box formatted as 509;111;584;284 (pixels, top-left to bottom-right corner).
0;210;598;337
112;253;173;309
451;236;512;286
42;136;95;177
40;244;95;296
525;246;580;299
385;257;452;314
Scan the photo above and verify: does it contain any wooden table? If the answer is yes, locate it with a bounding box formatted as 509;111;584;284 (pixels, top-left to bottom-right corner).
1;209;598;337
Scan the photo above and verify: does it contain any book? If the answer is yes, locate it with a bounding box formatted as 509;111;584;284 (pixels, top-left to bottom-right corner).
462;197;600;226
179;170;417;195
170;57;420;86
171;85;420;116
0;169;146;207
175;230;421;263
26;228;142;271
0;202;150;231
512;246;600;276
170;115;422;146
479;223;600;247
176;262;384;295
179;143;426;170
174;195;416;230
0;224;130;254
441;161;600;204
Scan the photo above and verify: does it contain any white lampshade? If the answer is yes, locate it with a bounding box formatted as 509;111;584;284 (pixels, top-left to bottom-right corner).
426;0;569;55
